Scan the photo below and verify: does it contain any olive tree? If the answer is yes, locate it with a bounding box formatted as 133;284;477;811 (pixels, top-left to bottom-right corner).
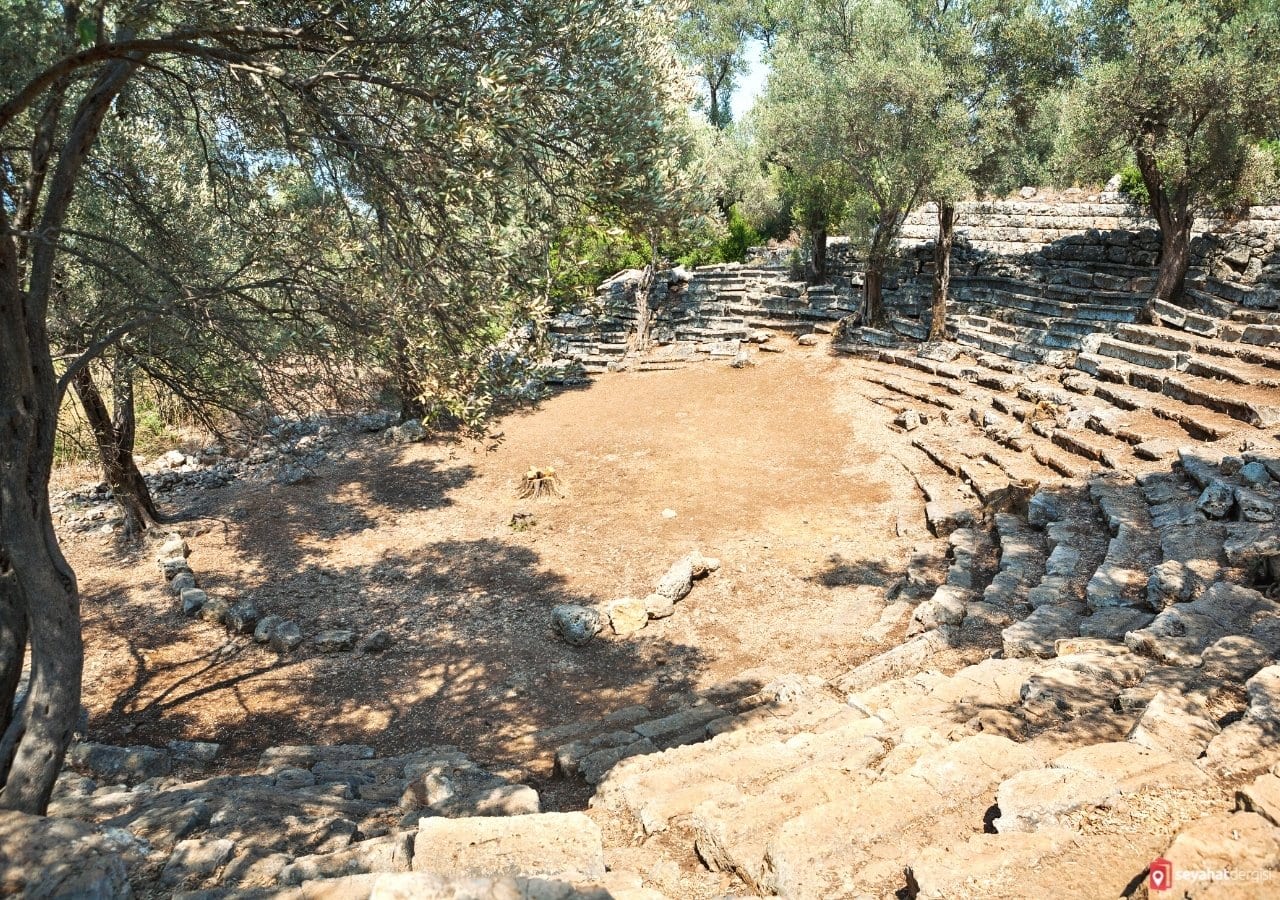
760;0;963;322
903;0;1072;339
1070;0;1280;301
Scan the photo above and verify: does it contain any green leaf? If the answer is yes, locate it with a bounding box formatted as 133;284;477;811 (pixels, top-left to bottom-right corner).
77;16;96;47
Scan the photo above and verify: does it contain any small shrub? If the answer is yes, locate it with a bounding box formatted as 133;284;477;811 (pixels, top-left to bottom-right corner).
1117;165;1150;208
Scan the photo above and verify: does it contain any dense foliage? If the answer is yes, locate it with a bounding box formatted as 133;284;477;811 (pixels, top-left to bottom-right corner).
0;0;696;813
1065;0;1280;298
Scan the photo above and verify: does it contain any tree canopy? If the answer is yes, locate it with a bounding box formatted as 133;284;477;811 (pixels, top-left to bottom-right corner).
0;0;692;814
1068;0;1280;300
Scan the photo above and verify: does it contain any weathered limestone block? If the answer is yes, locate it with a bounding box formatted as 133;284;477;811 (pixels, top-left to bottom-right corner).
1019;649;1148;720
258;744;376;771
606;597;648;635
161;837;236;886
270;620;304;652
411;813;605;880
1128;691;1221;759
1086;525;1155;610
1160;812;1280;898
1002;603;1085;659
1202;666;1280;779
908;584;971;635
67;741;172;783
0;811;130;898
906;830;1076;900
279;832;414;884
400;768;539;818
1225;523;1280;567
181;587;207;616
1127;582;1280;666
313;629;356;652
1237;771;1280;826
994;767;1119;833
832;626;958;694
652;551;719;603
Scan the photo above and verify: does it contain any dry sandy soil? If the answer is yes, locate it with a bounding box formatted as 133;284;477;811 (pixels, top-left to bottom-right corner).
62;347;923;796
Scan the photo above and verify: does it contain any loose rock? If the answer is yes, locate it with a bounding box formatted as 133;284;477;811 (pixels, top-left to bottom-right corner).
552;604;603;646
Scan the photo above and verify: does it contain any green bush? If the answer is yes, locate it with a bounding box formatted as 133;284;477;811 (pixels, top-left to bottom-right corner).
549;222;651;309
677;205;764;268
1117;164;1150;208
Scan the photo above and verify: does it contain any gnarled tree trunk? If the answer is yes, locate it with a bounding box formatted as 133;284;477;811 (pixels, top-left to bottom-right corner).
0;56;138;814
809;225;828;285
863;263;886;328
929;202;955;341
391;333;429;422
1136;148;1193;302
0;277;83;815
1153;216;1193;302
72;362;161;537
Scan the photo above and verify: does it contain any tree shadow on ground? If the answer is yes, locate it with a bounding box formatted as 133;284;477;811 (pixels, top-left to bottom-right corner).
806;554;905;590
85;532;715;809
180;449;477;583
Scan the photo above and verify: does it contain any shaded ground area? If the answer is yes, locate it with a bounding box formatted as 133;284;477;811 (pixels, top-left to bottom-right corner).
66;348;920;788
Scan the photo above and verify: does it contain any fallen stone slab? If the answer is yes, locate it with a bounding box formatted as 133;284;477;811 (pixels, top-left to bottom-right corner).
161;836;236;886
1019;649;1148;720
411;812;605;880
313;629;356;652
1086;524;1157;611
259;744;376;771
270;872;625;900
758;734;1042;897
1178;447;1224;489
1080;596;1152;640
1224;523;1280;567
401;768;539;818
924;500;976;537
67;741;172;783
1237;487;1277;523
906;829;1077;900
832;626;958;694
632;702;726;745
578;737;657;785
